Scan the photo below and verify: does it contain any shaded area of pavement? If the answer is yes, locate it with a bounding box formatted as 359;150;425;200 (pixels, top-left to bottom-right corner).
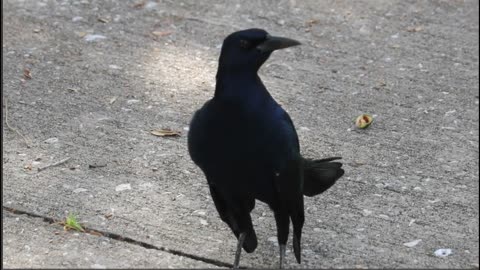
3;0;479;268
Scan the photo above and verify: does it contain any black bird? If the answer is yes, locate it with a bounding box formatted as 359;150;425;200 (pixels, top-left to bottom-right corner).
188;29;344;268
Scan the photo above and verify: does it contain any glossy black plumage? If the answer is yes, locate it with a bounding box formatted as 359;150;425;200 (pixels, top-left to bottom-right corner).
188;28;344;268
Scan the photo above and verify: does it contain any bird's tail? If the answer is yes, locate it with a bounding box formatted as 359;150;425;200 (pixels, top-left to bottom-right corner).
302;157;344;197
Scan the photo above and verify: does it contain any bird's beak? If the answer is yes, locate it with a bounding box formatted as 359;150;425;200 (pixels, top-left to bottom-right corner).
256;34;301;52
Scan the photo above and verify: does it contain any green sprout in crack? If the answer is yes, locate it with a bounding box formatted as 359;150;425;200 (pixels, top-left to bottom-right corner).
63;213;85;232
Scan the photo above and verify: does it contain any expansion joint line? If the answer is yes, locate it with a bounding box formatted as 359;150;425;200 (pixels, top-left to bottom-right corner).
3;206;236;268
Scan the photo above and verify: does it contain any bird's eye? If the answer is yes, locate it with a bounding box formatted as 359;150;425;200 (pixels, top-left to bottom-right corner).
240;39;251;49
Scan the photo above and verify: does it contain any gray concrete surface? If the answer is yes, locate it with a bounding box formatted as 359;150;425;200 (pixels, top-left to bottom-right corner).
2;210;218;268
2;0;479;268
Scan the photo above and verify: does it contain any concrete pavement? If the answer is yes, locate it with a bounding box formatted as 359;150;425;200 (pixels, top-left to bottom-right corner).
3;0;479;268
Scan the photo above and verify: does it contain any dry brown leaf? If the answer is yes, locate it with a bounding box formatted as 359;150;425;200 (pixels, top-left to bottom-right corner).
87;230;103;236
23;68;32;79
151;129;181;137
109;96;118;104
66;88;79;93
355;114;373;129
76;31;87;38
306;19;319;27
152;31;173;37
97;17;109;23
406;26;423;32
133;1;146;8
305;19;320;32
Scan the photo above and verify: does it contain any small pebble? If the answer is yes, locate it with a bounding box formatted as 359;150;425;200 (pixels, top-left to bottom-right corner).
115;183;131;192
145;1;158;9
362;209;373;216
127;99;140;105
403;239;422;248
193;210;206;216
84;34;107;42
408;219;415;226
44;137;59;144
72;16;84;22
73;188;88;193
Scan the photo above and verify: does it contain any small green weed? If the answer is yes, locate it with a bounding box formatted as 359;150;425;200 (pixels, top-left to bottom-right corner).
63;213;85;232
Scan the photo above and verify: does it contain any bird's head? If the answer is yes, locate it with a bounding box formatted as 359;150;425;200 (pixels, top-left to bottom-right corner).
217;28;301;78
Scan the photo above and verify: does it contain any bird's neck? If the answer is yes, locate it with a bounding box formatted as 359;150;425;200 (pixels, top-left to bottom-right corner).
214;71;271;104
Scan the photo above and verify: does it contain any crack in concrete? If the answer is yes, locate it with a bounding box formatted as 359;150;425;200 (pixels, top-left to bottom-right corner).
3;206;234;268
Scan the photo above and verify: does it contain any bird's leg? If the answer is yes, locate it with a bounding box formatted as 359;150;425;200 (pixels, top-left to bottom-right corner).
233;232;246;269
279;244;286;269
273;209;290;269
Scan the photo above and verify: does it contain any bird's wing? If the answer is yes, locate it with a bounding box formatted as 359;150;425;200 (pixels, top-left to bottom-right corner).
267;108;304;263
280;109;300;152
262;107;301;171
